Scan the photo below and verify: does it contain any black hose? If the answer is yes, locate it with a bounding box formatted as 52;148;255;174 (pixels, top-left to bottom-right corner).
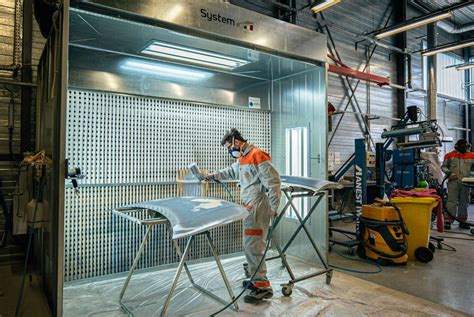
15;171;43;317
359;202;409;259
211;212;286;316
210;228;273;316
214;180;235;203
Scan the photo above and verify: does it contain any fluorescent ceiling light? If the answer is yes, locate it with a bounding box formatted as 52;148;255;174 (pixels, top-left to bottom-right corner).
310;0;341;13
457;63;474;71
121;60;212;81
422;40;474;56
375;11;452;39
141;41;249;70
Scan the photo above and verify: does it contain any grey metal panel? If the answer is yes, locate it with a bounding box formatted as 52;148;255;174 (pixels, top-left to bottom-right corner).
271;66;328;264
72;0;327;63
121;197;248;239
64;89;271;280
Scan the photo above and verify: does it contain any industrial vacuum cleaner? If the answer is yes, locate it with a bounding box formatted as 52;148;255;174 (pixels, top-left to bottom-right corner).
357;201;409;265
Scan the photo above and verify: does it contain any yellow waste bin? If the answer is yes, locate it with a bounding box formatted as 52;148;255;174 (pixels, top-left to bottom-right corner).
390;196;438;262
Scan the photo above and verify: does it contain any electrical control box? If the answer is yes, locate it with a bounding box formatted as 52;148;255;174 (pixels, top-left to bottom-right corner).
393;149;416;164
394;165;416;188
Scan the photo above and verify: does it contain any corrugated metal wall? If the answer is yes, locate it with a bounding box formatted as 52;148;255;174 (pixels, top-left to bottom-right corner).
231;0;467;168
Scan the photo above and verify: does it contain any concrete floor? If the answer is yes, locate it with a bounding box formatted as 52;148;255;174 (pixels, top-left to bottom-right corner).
329;208;474;316
0;259;51;317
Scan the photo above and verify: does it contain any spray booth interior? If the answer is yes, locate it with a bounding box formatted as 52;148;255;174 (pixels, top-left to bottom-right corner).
35;1;328;314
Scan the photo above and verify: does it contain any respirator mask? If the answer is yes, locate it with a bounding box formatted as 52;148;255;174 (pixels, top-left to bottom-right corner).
227;137;242;159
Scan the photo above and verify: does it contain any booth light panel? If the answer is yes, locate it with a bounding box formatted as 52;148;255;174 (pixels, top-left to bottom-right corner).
375;11;452;39
141;41;250;70
121;60;212;80
422;40;474;56
310;0;341;13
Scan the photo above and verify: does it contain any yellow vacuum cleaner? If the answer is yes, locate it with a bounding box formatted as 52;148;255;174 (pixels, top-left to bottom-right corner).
357;201;409;265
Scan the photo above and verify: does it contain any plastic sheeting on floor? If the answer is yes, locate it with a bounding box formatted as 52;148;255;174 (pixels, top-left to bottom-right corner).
63;255;466;316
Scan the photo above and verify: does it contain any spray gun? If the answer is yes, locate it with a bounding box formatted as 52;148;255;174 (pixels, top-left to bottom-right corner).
188;163;235;202
188;163;204;181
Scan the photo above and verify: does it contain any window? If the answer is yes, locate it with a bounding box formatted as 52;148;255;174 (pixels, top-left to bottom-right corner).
437;53;465;99
422;40;465;99
285;127;308;219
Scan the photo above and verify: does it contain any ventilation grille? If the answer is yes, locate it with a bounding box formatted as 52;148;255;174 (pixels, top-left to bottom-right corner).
64;89;271;281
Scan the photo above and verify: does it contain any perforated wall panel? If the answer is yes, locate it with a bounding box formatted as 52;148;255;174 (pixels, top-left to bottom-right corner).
65;89;270;281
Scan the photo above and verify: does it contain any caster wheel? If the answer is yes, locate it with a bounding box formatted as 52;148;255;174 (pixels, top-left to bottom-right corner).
428;242;436;254
329;245;332;252
415;247;433;263
347;248;355;256
326;273;332;285
356;244;366;259
282;285;293;297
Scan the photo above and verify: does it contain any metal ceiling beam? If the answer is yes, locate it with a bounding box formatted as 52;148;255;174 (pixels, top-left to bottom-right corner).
393;0;408;127
409;0;474;34
328;64;390;86
370;0;473;36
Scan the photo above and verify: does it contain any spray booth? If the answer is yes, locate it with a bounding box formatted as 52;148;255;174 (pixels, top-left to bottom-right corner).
35;0;328;315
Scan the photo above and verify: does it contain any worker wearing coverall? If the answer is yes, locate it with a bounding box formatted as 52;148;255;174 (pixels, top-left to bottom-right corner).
442;139;474;230
205;128;281;303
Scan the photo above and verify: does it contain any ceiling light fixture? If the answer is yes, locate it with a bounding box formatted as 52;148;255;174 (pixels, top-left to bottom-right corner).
422;40;474;57
141;41;249;70
121;60;212;81
375;11;452;39
310;0;341;13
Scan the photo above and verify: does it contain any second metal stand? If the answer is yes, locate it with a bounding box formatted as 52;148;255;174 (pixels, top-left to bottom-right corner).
267;189;333;296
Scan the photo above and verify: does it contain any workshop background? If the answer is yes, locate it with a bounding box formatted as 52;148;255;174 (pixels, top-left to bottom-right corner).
1;0;473;316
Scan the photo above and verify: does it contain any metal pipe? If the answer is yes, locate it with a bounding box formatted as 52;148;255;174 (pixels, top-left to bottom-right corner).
381;126;428;138
161;236;194;317
205;231;239;311
427;23;437;120
119;225;153;300
21;0;33;154
0;78;36;87
398;140;441;150
464;48;471;142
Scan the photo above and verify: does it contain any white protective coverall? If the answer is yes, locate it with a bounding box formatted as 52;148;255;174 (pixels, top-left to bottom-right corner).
441;150;474;223
213;144;281;289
